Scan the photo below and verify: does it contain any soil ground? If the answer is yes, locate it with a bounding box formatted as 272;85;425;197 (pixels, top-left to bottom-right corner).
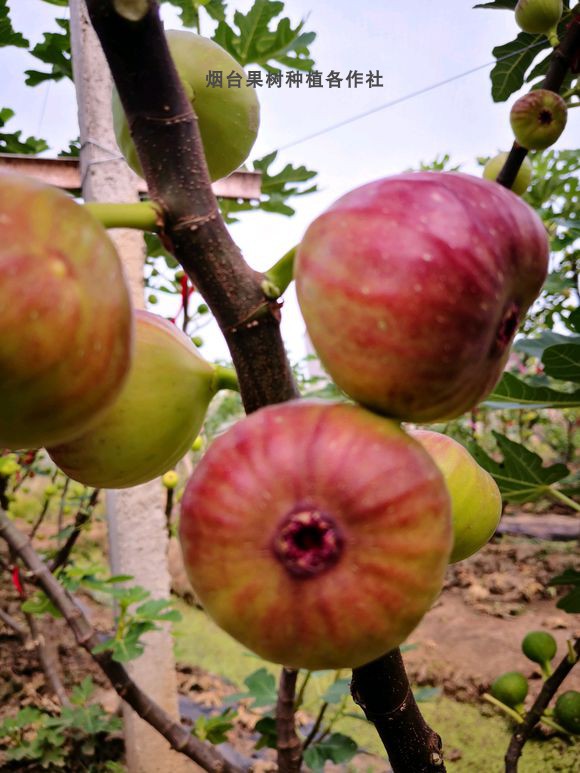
0;512;578;771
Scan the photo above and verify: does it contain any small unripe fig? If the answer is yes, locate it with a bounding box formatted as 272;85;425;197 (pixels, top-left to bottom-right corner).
483;152;532;195
163;470;179;490
410;430;502;563
510;89;567;150
180;400;452;670
0;174;132;450
491;672;529;708
555;691;580;734
515;0;562;35
48;311;218;489
113;31;260;182
522;630;557;677
296;172;549;422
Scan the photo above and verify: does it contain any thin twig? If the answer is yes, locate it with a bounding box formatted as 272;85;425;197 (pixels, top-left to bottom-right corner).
505;638;580;772
24;611;71;707
164;487;174;538
302;701;328;751
0;508;243;773
0;606;27;640
50;489;100;574
56;477;70;547
276;668;303;773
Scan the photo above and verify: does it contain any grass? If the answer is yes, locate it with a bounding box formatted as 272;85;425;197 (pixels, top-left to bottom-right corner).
173;600;580;771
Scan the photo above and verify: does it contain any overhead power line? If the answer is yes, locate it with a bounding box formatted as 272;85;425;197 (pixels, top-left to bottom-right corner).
272;40;547;154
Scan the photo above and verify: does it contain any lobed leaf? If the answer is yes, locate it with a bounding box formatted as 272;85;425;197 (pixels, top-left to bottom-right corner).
469;432;570;502
484;372;580;409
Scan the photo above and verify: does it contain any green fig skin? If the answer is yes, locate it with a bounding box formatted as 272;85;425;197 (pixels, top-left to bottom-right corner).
491;672;529;708
180;400;452;671
410;430;502;563
483;152;532;196
113;30;260;182
0;173;133;450
515;0;563;35
510;89;567;151
48;310;217;489
554;691;580;735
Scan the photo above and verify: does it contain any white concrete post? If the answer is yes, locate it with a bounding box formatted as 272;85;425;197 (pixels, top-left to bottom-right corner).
68;3;195;771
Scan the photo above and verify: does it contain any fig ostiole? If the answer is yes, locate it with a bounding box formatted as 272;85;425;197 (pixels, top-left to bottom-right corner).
482;152;532;196
179;400;452;671
515;0;563;37
510;89;567;151
48;310;223;489
113;30;260;182
295;172;549;423
409;430;502;563
0;173;133;450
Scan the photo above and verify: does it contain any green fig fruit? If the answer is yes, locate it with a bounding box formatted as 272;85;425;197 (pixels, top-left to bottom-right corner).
483;152;533;195
510;89;567;150
410;430;502;563
491;672;529;708
48;311;219;488
515;0;563;35
554;691;580;734
113;30;260;182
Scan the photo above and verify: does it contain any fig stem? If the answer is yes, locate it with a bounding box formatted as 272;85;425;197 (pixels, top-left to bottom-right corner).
84;200;162;232
262;245;297;299
549;487;580;512
212;365;240;393
482;693;525;724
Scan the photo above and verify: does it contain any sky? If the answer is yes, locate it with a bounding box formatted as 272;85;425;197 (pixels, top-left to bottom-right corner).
2;0;578;363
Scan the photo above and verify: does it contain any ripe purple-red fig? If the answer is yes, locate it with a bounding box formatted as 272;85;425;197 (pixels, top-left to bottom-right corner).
296;172;549;422
180;400;452;670
409;430;502;563
48;311;219;489
515;0;562;36
0;173;132;450
510;90;567;150
483;152;532;196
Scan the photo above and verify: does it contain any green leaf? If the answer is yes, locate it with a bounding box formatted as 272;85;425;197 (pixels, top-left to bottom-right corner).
474;1;517;8
567;309;580;335
483;372;580;409
321;677;351;705
25;18;72;87
543;343;580;384
469;432;570;503
229;667;277;708
515;331;580;358
303;733;358;771
254;716;277;749
0;0;29;47
193;709;236;744
0;107;49;154
490;32;548;102
212;0;316;70
549;569;580;614
21;592;62;618
71;677;95;706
